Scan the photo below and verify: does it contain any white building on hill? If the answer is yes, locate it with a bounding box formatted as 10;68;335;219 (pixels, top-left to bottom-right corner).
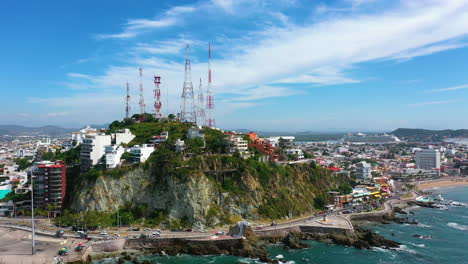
72;126;98;145
113;129;135;145
81;133;112;171
129;144;155;163
105;145;126;168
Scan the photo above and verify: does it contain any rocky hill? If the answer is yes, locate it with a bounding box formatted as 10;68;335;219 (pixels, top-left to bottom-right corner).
68;120;349;228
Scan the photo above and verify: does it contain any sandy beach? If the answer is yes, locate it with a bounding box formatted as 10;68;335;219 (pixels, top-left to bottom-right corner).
417;177;468;190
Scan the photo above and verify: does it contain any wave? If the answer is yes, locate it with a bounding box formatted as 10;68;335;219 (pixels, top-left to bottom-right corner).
396;245;417;254
417;223;432;228
409;243;425;248
447;222;468;231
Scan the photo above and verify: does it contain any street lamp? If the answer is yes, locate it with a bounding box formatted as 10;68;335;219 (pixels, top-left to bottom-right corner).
31;174;36;255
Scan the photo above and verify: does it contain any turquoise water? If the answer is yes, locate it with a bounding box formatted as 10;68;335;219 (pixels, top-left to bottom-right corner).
94;186;468;264
0;189;10;199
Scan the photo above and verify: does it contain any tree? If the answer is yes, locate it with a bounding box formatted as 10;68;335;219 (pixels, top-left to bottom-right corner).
15;158;31;171
313;193;328;210
42;151;55;161
278;137;286;149
121;152;132;161
168;114;175;120
338;183;352;195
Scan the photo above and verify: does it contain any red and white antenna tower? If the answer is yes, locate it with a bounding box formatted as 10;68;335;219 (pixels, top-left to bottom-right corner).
154;76;162;118
125;82;131;119
180;44;197;123
197;78;206;126
138;67;146;118
206;43;216;128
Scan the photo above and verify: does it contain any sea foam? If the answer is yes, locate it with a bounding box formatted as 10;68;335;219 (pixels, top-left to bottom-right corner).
447;222;468;231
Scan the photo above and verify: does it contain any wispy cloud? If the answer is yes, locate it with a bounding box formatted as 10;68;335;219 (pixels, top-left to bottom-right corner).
408;100;458;107
67;73;92;79
428;83;468;93
97;5;196;39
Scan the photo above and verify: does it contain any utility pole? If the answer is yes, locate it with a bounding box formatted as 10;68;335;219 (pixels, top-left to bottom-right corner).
31;174;36;255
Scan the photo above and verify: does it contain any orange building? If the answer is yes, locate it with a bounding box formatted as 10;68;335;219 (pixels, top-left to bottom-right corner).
246;132;258;142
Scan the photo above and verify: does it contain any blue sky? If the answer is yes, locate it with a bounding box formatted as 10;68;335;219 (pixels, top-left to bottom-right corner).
1;0;468;131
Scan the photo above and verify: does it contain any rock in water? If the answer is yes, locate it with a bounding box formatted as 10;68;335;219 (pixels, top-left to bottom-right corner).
282;233;310;249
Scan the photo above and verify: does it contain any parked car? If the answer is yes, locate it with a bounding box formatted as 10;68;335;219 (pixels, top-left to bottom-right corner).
214;231;224;236
185;228;192;232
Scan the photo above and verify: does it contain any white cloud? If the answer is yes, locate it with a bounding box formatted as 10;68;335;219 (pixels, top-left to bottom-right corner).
408;100;458;107
35;0;468;127
67;73;92;79
428;83;468;93
96;5;191;39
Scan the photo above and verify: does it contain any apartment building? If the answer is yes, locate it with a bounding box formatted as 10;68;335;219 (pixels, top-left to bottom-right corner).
416;149;441;170
31;161;66;209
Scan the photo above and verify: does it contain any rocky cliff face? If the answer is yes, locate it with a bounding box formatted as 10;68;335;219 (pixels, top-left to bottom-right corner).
71;156;347;227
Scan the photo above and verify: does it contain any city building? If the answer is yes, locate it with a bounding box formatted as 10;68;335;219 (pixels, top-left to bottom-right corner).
188;127;205;140
175;139;185;152
227;134;248;153
152;131;169;145
80;133;112;171
105;145;126;168
265;136;295;148
72;126;98;145
31;161;66;209
286;148;304;159
356;161;372;182
112;129;135;145
129;144;155;163
416;149;441;170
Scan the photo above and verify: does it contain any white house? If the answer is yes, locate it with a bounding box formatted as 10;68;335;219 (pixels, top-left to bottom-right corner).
152;131;169;145
227;135;248;153
105;145;127;168
188;127;205;140
175;139;185;152
286;148;304;159
129;144;155;163
113;129;135;145
72;126;98;145
81;133;112;171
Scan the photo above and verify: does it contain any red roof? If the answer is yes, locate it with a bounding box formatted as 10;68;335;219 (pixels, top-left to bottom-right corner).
38;164;64;168
328;167;342;172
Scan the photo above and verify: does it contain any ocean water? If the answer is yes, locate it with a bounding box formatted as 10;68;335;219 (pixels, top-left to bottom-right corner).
0;189;10;199
94;186;468;264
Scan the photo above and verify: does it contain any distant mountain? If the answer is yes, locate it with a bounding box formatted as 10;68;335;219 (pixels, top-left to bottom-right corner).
391;128;468;142
0;125;73;136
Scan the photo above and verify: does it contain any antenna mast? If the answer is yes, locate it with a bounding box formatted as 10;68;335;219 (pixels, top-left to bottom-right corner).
180;44;197;123
206;43;216;128
154;76;162;118
138;67;146;119
125;82;131;119
197;78;206;126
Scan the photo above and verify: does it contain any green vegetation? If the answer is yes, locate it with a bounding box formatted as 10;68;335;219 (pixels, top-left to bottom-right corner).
15;158;31;171
313;193;328;210
55;205;172;229
0;191;30;202
338;183;353;194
